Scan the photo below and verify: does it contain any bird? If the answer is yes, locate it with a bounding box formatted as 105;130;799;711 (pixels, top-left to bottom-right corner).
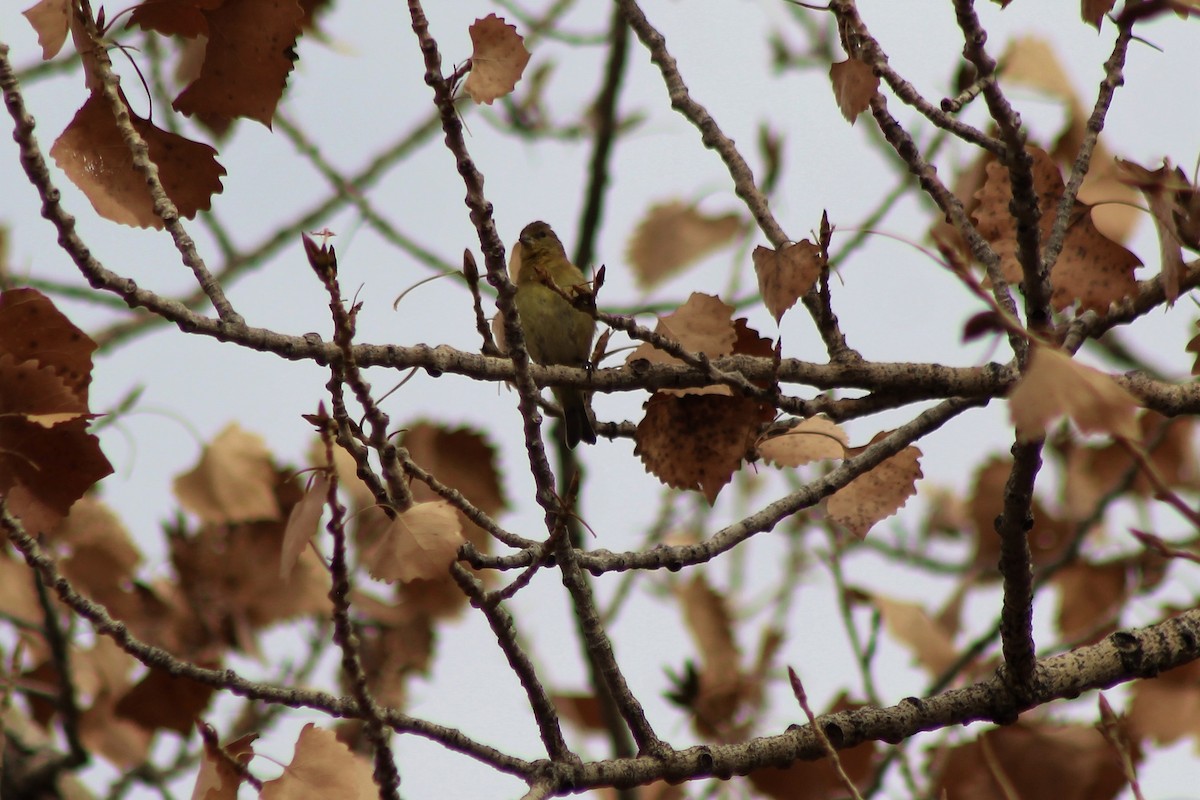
513;221;598;448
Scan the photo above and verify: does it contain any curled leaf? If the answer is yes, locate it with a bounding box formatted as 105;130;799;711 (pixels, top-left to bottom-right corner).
463;14;531;105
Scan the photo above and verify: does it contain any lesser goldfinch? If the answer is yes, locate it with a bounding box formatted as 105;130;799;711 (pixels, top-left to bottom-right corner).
513;221;597;448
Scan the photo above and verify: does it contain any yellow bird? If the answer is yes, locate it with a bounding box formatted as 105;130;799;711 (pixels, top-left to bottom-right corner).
513;221;597;448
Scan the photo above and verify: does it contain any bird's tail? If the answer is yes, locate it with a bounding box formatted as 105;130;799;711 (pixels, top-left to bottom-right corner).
559;388;597;449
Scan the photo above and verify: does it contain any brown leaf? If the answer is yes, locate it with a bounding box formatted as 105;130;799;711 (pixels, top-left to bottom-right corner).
51;91;225;228
1008;344;1139;441
1002;36;1078;103
259;724;378;800
114;665;216;734
827;432;922;538
1054;559;1127;642
280;471;328;579
1050;207;1143;313
1129;659;1200;746
1188;321;1200;376
676;575;743;733
872;593;959;676
635;392;761;504
172;481;332;653
353;595;434;708
0;355;111;534
393;424;506;617
171;0;303;127
974;147;1140;314
1074;148;1143;245
552;693;607;733
1063;411;1199;519
52;497;143;611
463;14;531;105
79;691;152;768
829;57;878;123
627;292;738;397
1116;158;1194;305
0;288;97;401
362;501;464;584
191;726;257;800
401;422;506;551
967;455;1072;572
996;38;1133;241
128;0;223;38
752;240;824;322
934;720;1133;800
174;423;282;525
22;0;71;59
758;416;848;467
1001;37;1140;243
0;550;44;629
1082;0;1117;27
627;202;743;289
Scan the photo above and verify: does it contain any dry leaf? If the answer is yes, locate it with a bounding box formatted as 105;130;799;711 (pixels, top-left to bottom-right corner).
872;594;959;675
973;147;1140;314
1002;36;1077;102
827;432;922;538
78;688;153;768
170;0;304;127
1001;37;1140;243
53;497;143;611
627;202;742;289
1116;158;1195;305
829;57;878;122
353;596;435;709
0;550;44;628
190;725;256;800
395;423;506;617
171;477;333;653
51;91;226;228
626;292;737;397
1063;411;1198;519
752;241;824;322
0;322;111;534
1054;559;1127;642
935;721;1133;800
463;14;531;105
677;575;742;731
1008;344;1139;441
634;393;761;505
362;500;464;584
114;666;215;734
1082;0;1117;27
260;724;378;800
22;0;72;59
401;422;506;550
552;693;607;732
0;285;101;401
758;416;848;467
128;0;224;38
631;310;774;503
174;423;282;524
1073;148;1143;245
968;456;1071;571
1129;659;1200;746
280;471;328;579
